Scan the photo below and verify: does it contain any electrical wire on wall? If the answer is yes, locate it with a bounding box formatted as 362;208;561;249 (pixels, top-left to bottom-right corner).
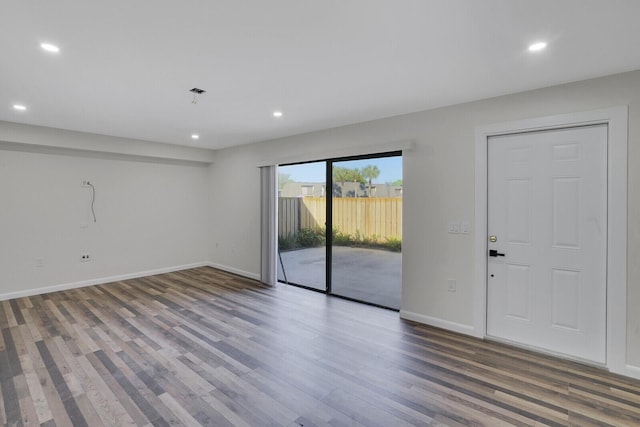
89;183;97;222
85;181;97;222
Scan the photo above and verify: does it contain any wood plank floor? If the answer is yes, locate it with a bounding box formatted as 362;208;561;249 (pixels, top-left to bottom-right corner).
1;267;639;426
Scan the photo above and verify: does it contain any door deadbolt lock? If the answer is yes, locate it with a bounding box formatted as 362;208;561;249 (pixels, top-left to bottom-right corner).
489;235;497;243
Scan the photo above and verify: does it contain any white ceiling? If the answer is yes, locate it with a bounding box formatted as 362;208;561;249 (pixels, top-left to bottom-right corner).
2;1;640;150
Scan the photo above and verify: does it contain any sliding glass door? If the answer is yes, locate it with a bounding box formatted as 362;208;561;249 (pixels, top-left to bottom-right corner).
277;152;402;310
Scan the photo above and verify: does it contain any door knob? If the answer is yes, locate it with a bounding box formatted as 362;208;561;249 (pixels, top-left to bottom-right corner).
489;249;505;257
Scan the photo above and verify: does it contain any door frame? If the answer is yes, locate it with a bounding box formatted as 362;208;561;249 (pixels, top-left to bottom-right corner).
474;107;628;376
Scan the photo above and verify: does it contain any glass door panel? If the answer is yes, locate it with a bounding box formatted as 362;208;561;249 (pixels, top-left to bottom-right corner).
330;156;402;309
277;162;327;291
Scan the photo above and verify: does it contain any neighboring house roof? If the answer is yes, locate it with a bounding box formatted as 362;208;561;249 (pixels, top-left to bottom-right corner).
280;182;402;198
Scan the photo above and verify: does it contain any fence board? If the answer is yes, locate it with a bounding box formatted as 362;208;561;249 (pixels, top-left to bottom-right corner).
278;197;402;240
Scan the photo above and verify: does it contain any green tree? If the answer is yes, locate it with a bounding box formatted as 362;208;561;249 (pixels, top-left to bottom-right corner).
333;167;364;197
278;173;292;190
347;168;364;197
391;179;402;186
332;166;350;197
360;165;380;197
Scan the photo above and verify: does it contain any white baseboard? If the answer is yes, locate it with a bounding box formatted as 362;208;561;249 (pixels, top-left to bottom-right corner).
207;262;261;281
0;262;210;301
400;310;475;336
622;364;640;380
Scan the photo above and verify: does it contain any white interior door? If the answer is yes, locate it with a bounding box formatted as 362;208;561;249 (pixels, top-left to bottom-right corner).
487;124;607;364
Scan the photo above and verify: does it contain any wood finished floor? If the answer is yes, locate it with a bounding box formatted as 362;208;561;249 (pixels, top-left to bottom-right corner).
1;267;639;426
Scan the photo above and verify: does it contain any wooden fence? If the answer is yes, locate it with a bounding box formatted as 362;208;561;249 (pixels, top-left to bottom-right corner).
278;197;402;239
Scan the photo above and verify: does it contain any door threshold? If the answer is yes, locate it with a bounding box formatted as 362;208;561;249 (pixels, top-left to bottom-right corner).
278;280;400;312
484;334;607;370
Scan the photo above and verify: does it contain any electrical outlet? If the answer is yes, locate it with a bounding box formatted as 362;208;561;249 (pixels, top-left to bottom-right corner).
461;221;471;234
447;279;456;292
36;257;44;268
80;253;92;262
447;222;460;234
81;180;92;187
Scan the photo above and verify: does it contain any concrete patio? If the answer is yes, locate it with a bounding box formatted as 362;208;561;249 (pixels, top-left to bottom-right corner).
277;246;401;309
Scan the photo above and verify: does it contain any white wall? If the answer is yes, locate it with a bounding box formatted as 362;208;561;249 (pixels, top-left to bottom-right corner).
208;148;261;279
208;70;640;372
0;142;212;299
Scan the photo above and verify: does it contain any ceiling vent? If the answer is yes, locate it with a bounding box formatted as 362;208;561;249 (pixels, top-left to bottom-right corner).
189;88;206;104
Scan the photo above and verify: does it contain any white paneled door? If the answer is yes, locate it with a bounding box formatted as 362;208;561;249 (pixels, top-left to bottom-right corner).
487;125;607;364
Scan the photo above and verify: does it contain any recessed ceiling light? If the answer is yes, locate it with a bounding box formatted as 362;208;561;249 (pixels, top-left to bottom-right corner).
191;134;200;140
40;43;60;53
273;111;283;118
528;41;547;52
13;104;27;111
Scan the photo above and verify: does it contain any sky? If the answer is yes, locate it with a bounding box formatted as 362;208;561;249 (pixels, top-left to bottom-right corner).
279;156;402;184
